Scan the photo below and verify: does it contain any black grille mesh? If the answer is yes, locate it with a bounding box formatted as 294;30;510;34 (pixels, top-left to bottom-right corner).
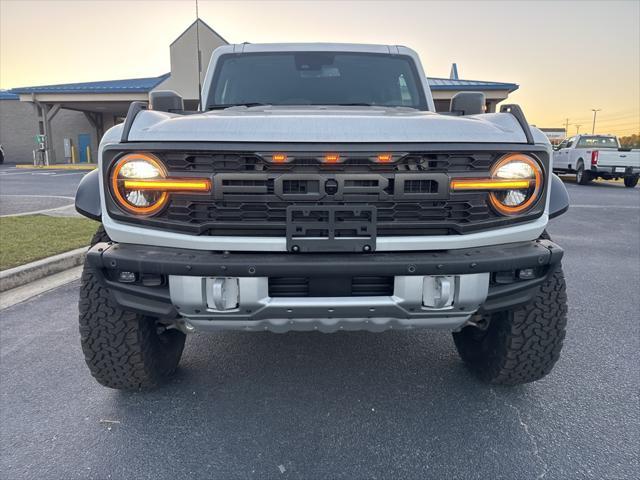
269;276;394;297
163;151;494;173
107;149;540;237
165;196;491;236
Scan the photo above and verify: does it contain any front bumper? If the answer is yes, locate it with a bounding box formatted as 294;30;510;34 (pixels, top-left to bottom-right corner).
87;239;563;333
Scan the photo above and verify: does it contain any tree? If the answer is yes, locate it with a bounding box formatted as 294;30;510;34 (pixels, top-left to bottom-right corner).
619;134;640;149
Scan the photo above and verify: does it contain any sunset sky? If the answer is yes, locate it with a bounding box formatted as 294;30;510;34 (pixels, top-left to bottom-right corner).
1;0;639;136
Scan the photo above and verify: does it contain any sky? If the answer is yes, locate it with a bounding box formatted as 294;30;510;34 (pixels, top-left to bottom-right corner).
1;0;639;136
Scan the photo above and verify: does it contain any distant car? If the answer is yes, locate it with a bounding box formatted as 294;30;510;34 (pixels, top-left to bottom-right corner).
553;134;640;187
0;144;4;164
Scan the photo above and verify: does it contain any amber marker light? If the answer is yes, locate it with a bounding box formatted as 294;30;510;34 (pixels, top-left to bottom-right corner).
376;153;393;163
272;153;288;163
323;153;341;163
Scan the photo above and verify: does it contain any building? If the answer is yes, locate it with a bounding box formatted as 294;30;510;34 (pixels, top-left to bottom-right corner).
0;20;518;164
539;128;567;145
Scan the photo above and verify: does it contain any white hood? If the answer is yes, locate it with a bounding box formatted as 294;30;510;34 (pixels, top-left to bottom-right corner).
126;106;543;144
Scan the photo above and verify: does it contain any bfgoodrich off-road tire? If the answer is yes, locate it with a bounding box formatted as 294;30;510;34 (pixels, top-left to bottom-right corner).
623;175;639;188
453;265;568;385
78;226;186;390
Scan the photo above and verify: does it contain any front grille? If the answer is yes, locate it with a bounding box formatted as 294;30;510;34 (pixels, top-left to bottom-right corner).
269;276;394;297
104;147;548;239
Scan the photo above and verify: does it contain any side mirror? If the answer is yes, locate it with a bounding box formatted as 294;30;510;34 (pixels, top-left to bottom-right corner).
149;90;184;113
449;92;485;116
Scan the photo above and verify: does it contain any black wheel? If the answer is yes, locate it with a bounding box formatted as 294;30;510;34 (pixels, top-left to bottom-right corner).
0;149;4;164
624;175;638;188
576;162;591;185
78;226;185;389
453;263;568;385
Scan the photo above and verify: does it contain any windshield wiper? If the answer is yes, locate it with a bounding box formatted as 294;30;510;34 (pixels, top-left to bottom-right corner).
330;103;419;109
207;103;270;110
331;103;375;107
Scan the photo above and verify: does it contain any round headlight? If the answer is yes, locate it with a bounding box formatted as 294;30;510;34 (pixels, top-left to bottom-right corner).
110;153;168;215
489;154;543;215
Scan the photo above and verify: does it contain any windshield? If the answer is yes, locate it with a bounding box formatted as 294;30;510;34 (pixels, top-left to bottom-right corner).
576;136;619;148
207;52;427;110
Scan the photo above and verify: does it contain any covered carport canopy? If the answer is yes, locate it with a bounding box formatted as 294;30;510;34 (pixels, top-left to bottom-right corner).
12;74;168;163
428;78;519;113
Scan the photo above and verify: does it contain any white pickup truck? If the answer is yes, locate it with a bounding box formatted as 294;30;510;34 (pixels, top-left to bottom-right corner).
553;134;640;187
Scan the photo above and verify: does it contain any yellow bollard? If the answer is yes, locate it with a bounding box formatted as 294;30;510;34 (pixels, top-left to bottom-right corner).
86;146;91;163
71;145;77;164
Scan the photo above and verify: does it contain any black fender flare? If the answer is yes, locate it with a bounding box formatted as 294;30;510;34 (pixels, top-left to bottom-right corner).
75;168;101;221
549;173;569;219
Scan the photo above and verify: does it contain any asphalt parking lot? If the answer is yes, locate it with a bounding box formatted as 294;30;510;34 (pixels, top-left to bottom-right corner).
0;165;89;216
1;180;638;479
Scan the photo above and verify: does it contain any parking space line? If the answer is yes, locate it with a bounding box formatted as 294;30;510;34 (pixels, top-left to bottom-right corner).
0;194;74;200
570;204;640;209
1;204;76;218
0;171;43;176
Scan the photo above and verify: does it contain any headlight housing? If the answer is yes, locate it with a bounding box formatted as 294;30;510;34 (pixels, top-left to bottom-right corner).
110;153;210;216
489;154;543;215
450;153;543;216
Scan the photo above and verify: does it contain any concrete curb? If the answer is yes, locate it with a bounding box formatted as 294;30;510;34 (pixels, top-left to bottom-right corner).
15;164;96;170
0;247;87;292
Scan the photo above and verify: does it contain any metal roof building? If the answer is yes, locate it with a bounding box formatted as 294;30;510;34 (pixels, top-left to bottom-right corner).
10;74;170;95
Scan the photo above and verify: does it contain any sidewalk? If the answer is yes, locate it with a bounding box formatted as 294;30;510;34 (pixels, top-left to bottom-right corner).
15;163;97;170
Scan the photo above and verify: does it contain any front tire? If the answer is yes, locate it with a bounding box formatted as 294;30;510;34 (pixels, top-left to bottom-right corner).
576;163;592;185
624;175;638;188
453;265;568;385
78;226;186;389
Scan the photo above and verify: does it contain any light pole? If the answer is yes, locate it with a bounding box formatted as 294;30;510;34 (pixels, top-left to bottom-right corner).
591;109;601;134
575;124;582;134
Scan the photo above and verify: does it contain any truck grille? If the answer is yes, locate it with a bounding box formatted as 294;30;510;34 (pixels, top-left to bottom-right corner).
104;148;548;239
147;150;497;236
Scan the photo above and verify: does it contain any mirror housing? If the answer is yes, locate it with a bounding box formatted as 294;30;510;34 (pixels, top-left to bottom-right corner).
449;92;485;116
149;90;184;113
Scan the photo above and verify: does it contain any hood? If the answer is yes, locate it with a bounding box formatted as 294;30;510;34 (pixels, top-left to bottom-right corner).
127;106;537;144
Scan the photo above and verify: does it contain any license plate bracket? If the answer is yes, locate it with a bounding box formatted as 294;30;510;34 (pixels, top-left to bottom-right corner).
286;205;377;253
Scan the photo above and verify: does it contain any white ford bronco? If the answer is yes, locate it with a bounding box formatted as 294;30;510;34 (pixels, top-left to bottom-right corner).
75;43;570;389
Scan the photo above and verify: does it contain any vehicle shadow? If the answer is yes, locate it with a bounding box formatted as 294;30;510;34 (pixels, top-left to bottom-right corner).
558;174;632;189
104;330;545;479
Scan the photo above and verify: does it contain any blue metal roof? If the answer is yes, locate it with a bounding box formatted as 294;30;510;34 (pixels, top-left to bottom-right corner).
4;73;517;97
0;90;19;100
428;77;518;92
9;73;170;95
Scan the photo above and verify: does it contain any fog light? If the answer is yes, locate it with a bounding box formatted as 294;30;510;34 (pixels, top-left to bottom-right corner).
206;277;240;311
423;276;454;308
518;268;537;280
118;271;137;283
